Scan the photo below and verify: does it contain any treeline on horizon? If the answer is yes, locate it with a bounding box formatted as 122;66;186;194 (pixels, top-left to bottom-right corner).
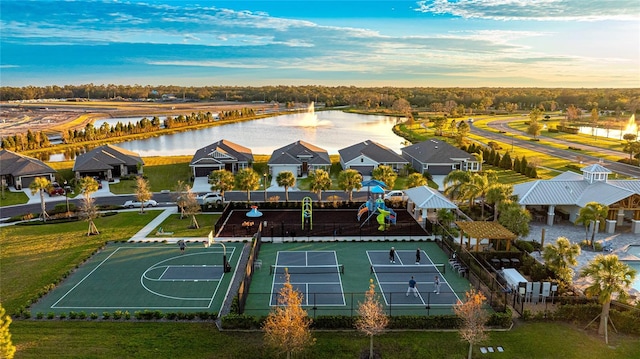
1;108;256;153
2;84;639;113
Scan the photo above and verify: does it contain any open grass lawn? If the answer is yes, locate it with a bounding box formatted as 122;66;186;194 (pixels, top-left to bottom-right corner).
10;321;639;359
148;213;221;238
1;211;160;313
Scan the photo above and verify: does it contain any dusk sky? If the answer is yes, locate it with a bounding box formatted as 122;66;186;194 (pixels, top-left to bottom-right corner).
1;0;639;88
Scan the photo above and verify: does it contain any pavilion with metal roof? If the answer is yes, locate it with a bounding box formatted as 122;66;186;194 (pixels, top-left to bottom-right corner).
513;164;640;234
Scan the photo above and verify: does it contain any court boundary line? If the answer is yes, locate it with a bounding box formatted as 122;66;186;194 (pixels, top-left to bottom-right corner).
270;250;345;307
52;245;236;310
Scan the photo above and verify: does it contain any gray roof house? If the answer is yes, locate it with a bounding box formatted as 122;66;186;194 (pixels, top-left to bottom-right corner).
0;149;57;190
401;139;481;175
513;164;640;233
72;144;144;180
190;140;253;177
268;140;331;181
339;140;408;176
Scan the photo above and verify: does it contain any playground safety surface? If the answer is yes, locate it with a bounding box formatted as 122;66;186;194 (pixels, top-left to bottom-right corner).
216;208;429;237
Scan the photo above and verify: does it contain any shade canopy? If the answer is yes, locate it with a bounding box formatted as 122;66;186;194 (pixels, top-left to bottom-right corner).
370;185;385;194
361;179;387;188
455;221;517;251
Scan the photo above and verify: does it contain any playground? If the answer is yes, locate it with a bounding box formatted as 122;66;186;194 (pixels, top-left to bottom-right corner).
215;199;428;238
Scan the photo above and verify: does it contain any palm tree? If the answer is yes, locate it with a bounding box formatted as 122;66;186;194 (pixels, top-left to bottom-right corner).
371;165;398;190
209;170;235;202
29;176;52;222
443;170;472;203
580;254;637;342
337;169;362;202
276;171;296;202
576;202;609;249
235;168;260;202
485;183;515;221
308;169;332;201
406;173;427;188
79;176;100;235
542;236;581;286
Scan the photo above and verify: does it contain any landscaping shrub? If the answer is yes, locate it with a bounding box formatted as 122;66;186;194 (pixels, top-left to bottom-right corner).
312;315;355;329
221;314;263;329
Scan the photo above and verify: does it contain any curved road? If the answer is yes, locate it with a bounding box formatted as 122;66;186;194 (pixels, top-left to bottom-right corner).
470;118;640;178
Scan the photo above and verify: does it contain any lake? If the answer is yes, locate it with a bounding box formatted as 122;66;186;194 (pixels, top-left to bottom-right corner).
44;109;406;161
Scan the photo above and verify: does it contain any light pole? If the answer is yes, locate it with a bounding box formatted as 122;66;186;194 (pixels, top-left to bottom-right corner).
263;173;268;202
63;180;70;217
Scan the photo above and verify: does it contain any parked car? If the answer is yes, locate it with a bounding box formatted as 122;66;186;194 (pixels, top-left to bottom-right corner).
196;192;223;205
48;182;65;196
384;190;407;202
123;199;158;208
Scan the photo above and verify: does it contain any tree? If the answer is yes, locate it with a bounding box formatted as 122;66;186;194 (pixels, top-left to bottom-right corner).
456;121;470;145
0;304;15;359
276;171;296;202
498;203;531;238
622;134;639;162
29;176;52;222
337;169;362;202
134;176;153;214
235;168;260;202
485;183;514;221
406;172;427;188
443;170;473;203
263;270;314;359
543;236;581;287
173;181;200;227
308;169;332;201
79;176;100;235
576;202;609;249
355;279;389;359
432;117;447;136
371;165;397;190
454;289;489;359
209;170;235;202
527;108;543;139
580;254;637;342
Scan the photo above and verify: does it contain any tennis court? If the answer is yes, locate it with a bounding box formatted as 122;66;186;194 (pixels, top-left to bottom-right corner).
270;251;345;306
368;250;461;307
30;242;243;314
246;241;472;316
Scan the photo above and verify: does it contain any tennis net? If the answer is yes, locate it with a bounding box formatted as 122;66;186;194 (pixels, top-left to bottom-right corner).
270;264;344;275
370;263;445;275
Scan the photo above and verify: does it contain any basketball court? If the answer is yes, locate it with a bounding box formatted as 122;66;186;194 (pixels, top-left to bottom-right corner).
30;242;243;314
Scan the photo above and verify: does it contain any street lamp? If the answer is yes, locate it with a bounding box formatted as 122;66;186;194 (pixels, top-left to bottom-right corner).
63;180;71;217
263;173;268;202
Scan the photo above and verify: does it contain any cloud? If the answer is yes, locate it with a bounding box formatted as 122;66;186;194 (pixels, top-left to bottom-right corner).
415;0;640;21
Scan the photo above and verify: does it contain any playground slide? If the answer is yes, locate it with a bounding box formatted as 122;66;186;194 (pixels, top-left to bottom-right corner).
377;208;390;231
357;206;368;221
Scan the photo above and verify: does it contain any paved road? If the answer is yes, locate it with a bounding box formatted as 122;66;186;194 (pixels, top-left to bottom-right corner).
470;118;640;178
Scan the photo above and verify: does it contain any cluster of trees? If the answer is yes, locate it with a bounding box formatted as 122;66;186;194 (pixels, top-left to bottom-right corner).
1;109;256;152
464;143;538;179
1;130;50;152
3;85;638;116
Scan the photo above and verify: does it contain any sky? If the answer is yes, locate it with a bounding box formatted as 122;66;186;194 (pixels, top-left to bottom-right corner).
1;0;639;88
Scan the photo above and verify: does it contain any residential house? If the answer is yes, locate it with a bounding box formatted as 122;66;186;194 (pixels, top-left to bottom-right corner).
72;144;144;181
0;149;57;189
339;140;408;176
267;140;331;180
401;139;481;175
190;140;253;178
513;164;640;233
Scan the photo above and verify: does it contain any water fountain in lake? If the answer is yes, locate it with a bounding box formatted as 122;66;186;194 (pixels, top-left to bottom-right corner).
579;114;639;139
624;114;638;136
297;102;332;128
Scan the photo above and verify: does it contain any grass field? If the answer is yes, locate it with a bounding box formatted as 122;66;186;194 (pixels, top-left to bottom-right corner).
10;320;640;358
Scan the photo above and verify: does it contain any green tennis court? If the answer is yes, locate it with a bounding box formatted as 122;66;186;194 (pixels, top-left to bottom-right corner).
246;241;473;317
30;242;243;314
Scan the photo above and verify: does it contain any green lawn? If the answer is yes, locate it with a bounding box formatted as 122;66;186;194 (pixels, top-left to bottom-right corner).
10;320;639;359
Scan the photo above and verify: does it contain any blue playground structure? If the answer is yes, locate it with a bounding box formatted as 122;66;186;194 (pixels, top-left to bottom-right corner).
357;198;397;230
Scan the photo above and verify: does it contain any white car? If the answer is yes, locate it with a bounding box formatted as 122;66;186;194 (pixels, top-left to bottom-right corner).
384;190;408;201
196;192;223;205
123;199;158;208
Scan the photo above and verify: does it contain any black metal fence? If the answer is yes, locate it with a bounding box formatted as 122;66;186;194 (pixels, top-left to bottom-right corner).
236;223;263;313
